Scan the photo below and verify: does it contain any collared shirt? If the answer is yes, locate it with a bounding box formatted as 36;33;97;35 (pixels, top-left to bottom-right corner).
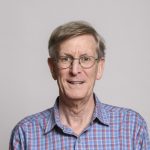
9;95;150;150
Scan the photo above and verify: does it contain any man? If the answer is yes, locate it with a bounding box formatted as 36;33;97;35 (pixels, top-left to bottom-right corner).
10;21;150;149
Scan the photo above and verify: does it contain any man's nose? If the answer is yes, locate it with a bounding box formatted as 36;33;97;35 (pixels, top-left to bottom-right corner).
69;59;82;75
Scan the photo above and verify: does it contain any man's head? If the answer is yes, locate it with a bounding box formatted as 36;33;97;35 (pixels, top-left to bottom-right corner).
48;21;105;59
48;21;105;101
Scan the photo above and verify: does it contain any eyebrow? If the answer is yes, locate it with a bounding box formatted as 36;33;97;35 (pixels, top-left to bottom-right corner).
60;53;89;57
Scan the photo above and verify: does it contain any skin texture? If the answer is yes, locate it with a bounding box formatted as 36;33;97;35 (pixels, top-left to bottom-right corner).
48;35;105;135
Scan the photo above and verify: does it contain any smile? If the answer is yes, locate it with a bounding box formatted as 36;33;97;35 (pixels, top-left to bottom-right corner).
67;81;85;84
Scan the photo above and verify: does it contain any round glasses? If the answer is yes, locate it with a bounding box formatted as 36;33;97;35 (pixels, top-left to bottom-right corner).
54;55;99;69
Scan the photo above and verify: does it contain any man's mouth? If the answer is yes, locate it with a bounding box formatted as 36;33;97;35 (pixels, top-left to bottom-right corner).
67;81;85;84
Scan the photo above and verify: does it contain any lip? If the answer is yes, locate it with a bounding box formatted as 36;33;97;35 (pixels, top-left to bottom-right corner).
67;80;85;84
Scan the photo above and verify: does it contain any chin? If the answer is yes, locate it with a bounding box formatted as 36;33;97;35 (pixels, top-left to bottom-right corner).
64;91;88;101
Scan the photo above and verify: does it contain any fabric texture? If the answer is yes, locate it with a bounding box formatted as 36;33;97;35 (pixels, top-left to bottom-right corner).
9;95;150;150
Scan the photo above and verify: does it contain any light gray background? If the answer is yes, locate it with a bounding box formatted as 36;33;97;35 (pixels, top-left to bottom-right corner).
0;0;150;149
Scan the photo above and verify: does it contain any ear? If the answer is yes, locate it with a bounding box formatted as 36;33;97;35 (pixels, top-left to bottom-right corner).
96;58;105;80
47;58;57;80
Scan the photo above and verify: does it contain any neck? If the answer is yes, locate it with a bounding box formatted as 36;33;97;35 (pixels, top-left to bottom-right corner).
59;95;95;135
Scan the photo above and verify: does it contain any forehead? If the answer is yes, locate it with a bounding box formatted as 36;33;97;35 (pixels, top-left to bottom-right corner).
58;35;98;55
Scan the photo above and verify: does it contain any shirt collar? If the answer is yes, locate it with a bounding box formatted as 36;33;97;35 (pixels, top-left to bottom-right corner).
44;97;63;134
44;94;109;134
93;94;109;126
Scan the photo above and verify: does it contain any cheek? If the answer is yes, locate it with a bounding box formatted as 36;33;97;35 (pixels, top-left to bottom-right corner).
85;69;97;83
57;70;67;86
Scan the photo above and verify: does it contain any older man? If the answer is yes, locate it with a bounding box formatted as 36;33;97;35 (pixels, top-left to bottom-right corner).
10;21;150;149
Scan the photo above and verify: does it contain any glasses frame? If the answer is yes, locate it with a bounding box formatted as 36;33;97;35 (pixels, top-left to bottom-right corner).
53;55;99;69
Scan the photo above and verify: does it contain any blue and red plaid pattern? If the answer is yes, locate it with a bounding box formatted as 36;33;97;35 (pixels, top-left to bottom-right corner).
9;95;150;150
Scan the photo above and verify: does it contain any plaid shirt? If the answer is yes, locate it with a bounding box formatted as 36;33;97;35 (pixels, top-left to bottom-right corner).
9;95;150;150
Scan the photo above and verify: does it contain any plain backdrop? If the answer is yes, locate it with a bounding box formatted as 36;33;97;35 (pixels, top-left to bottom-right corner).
0;0;150;149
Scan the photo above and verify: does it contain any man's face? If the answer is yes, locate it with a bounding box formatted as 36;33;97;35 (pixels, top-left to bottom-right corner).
48;35;104;101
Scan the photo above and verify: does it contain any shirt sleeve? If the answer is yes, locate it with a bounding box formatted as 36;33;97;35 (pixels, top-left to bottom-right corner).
9;125;26;150
134;116;150;150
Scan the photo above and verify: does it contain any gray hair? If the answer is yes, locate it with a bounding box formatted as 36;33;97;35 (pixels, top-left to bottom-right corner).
48;21;105;59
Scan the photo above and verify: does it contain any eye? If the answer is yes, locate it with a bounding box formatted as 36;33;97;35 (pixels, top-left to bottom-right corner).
59;56;72;63
80;56;91;62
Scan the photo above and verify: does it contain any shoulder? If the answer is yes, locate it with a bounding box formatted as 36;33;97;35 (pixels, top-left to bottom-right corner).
9;107;55;148
98;102;150;148
102;103;147;129
12;107;54;133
